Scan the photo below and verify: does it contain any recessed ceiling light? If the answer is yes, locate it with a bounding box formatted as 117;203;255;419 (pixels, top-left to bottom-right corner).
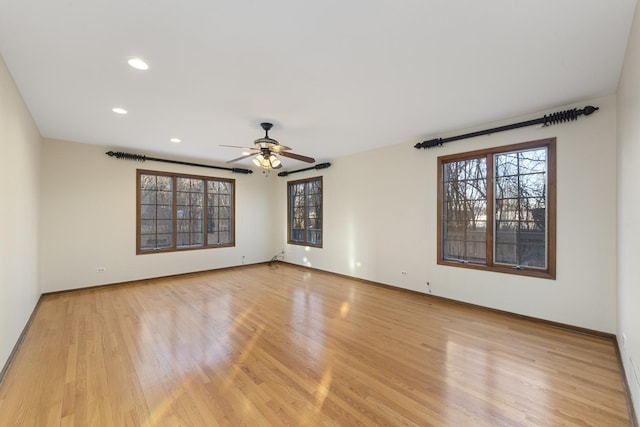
128;58;149;71
170;138;181;143
112;107;128;115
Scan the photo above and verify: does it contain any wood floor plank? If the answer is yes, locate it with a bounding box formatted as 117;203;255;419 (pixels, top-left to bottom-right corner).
0;264;632;426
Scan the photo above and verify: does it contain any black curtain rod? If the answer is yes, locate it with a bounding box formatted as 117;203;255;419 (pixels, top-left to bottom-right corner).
414;105;599;150
277;162;331;177
105;151;253;174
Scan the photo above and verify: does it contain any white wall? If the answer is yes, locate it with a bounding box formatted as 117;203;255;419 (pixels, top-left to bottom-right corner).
0;55;41;369
280;95;618;334
40;139;279;292
617;0;640;415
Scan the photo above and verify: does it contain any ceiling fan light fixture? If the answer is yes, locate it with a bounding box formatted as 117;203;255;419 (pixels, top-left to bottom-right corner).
253;153;273;169
223;122;315;168
252;154;264;167
269;154;281;168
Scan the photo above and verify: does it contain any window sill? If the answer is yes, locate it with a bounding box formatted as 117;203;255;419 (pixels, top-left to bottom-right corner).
287;241;323;249
438;259;555;280
137;243;235;255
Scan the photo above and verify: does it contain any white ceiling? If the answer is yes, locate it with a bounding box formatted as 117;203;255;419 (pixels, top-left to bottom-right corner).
0;0;636;169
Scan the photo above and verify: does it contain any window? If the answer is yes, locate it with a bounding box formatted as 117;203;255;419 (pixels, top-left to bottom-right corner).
137;170;234;253
288;176;323;247
438;138;556;279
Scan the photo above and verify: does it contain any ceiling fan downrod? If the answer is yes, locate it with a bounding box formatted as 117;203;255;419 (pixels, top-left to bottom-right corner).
261;122;273;137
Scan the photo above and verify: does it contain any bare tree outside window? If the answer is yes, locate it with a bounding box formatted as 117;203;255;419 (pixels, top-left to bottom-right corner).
442;157;487;263
139;174;173;250
494;148;547;268
437;139;556;279
207;180;233;245
176;177;205;247
288;177;323;247
137;170;235;254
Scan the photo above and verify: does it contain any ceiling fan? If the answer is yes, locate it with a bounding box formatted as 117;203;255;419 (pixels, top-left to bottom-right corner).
222;122;315;169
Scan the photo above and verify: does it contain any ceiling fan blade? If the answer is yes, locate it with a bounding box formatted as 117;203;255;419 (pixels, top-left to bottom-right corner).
226;153;256;163
279;151;315;163
270;144;292;152
220;144;258;151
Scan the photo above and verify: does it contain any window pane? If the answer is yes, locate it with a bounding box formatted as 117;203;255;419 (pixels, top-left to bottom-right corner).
177;192;189;205
307;230;321;245
495;152;519;176
157;205;172;220
495;176;519;199
519;239;546;267
140;175;157;190
219;231;231;244
438;140;553;277
156;176;172;190
176;178;205;246
520;173;546;198
157;191;172;205
138;174;173;251
155;234;172;248
291;229;304;242
177;232;189;246
140;205;156;220
288;177;322;247
140;239;155;251
219;206;230;219
140;190;156;204
140;220;156;234
138;172;234;252
494;147;547;268
443;220;486;261
157;220;172;234
190;193;203;205
207;179;234;247
191;232;204;245
190;219;203;232
177;219;188;232
495;242;517;264
441;158;486;262
208;232;219;244
465;241;486;263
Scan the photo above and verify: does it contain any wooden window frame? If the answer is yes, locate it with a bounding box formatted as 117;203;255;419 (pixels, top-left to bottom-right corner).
437;138;556;279
287;176;323;248
136;169;235;254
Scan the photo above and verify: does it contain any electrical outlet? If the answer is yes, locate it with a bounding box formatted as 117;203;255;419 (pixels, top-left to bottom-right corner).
426;282;432;294
401;271;407;276
622;333;627;347
242;255;245;265
96;267;106;273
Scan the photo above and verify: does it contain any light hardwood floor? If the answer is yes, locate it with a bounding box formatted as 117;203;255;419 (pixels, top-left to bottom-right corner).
0;264;632;426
